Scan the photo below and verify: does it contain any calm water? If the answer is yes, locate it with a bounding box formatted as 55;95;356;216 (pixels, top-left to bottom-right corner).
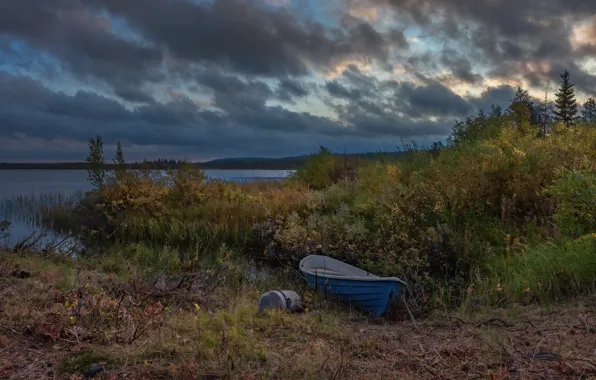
0;169;293;248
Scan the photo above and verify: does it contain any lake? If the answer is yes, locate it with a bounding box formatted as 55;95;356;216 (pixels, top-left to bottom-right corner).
0;169;293;248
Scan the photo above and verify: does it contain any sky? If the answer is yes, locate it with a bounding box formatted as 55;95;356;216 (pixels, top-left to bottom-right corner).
1;0;595;162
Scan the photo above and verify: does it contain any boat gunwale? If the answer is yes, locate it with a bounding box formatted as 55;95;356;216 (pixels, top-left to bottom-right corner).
299;255;408;286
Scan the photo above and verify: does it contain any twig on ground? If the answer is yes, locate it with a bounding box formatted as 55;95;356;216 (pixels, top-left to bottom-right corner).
448;316;467;325
473;318;512;328
403;294;421;333
524;315;535;328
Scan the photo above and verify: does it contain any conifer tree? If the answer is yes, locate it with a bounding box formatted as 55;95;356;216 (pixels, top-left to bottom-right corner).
554;69;578;128
86;134;106;189
508;87;537;128
113;141;126;180
114;141;125;167
582;97;596;125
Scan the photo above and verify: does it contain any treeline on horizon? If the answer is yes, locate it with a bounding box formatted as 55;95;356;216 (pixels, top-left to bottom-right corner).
0;151;411;170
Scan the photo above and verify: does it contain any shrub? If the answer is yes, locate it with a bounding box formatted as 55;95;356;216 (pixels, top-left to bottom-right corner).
546;170;596;237
46;123;596;308
255;124;596;304
293;146;359;190
62;165;310;263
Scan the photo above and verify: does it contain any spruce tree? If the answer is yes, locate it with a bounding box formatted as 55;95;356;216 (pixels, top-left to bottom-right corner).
85;134;106;189
582;97;596;125
114;141;125;166
554;69;578;128
113;141;126;180
508;87;537;128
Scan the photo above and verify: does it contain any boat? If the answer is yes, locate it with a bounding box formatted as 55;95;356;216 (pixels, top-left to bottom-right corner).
299;255;407;318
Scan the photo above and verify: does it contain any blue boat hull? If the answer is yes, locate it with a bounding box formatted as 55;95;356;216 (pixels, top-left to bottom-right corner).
302;272;405;317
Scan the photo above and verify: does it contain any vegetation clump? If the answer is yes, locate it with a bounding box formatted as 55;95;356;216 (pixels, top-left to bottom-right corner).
9;69;596;310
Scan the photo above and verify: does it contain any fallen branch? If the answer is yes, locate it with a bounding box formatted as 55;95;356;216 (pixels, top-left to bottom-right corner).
448;316;468;325
473;318;512;328
523;315;535;328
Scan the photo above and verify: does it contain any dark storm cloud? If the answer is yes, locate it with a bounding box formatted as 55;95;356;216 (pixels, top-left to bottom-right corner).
194;68;274;113
468;85;517;113
4;0;593;162
345;0;596;90
1;0;410;110
275;79;310;103
319;66;475;139
440;49;483;84
397;80;473;118
83;0;404;77
0;0;163;103
0;70;474;162
0;72;445;162
326;81;361;100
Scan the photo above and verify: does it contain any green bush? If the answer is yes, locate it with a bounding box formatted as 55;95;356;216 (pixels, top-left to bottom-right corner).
294;146;336;190
293;146;359;190
546;170;596;237
256;124;596;304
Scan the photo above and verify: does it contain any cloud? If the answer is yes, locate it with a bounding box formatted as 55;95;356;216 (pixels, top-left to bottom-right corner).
0;0;163;102
276;79;310;103
345;0;596;96
398;79;473;118
83;0;404;78
1;0;595;161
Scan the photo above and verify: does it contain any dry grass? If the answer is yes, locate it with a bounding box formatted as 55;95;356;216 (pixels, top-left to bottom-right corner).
1;251;595;380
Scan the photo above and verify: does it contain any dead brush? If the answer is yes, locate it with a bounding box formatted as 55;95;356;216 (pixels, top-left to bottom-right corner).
58;265;229;346
60;286;167;345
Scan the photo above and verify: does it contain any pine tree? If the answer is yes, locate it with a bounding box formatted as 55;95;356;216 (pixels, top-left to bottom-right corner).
85;134;106;189
508;87;537;128
554;69;578;128
114;141;125;166
113;141;126;179
582;97;596;125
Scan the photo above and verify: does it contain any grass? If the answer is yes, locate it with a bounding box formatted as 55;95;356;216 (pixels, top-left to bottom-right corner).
1;249;595;379
474;234;596;305
0;191;83;228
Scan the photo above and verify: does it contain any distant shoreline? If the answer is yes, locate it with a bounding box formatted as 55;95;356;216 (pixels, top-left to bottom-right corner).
0;166;296;171
0;151;409;171
0;163;300;171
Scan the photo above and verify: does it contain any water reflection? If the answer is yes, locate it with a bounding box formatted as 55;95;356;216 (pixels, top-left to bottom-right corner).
0;191;84;252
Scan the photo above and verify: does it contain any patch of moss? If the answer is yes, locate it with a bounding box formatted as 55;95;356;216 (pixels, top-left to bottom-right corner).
57;350;114;376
